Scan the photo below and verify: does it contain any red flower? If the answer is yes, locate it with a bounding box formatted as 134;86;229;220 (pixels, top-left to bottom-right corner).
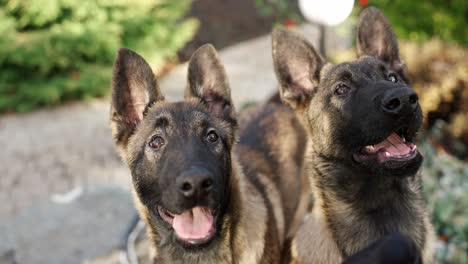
359;0;369;7
284;18;296;28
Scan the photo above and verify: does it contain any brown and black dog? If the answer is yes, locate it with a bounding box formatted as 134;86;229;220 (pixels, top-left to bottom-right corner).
109;44;309;263
271;7;436;264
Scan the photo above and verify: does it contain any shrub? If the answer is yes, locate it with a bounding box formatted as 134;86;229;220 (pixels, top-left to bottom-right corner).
0;0;198;113
401;39;468;159
254;0;303;24
421;125;468;263
361;0;467;45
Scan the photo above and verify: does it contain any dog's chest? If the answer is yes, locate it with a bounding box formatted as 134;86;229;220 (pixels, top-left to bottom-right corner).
330;204;426;257
154;247;233;264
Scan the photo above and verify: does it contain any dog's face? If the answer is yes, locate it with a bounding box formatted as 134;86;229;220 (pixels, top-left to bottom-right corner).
272;7;422;177
110;45;236;249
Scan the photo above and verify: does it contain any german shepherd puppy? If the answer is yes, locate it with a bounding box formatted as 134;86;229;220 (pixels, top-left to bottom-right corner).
271;7;435;263
109;44;309;263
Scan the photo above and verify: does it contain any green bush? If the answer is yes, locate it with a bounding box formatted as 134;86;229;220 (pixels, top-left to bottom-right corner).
421;123;468;263
365;0;467;45
0;0;198;113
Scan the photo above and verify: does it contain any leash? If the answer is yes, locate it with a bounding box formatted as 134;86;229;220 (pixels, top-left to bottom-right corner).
119;213;146;264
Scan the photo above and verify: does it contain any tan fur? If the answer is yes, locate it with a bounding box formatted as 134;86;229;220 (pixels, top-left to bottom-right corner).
422;217;437;264
290;213;342;264
237;99;311;243
291;191;436;263
256;172;286;245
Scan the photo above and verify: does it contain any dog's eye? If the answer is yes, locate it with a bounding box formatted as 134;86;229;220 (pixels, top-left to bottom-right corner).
387;73;398;83
149;136;165;149
334;84;351;96
206;130;219;143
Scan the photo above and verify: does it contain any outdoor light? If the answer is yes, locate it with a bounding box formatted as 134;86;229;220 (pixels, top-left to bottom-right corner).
299;0;355;26
298;0;355;56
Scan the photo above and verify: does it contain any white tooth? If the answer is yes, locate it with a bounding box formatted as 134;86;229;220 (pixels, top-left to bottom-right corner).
402;136;406;142
365;145;375;153
385;151;391;157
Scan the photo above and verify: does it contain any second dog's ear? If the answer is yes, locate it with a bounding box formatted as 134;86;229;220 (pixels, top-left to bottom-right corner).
185;44;235;121
110;48;164;155
356;7;408;82
272;28;325;110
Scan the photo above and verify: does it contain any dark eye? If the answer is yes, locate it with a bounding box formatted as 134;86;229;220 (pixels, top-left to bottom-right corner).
334;84;351;96
206;130;219;143
388;73;398;83
149;136;165;149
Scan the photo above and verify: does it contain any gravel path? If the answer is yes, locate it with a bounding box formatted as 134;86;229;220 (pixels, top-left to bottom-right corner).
0;101;131;218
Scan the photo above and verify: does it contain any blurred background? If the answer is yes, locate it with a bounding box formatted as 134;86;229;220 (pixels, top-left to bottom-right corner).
0;0;466;263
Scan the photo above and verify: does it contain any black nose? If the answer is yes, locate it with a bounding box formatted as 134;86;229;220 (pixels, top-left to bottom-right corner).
176;167;214;198
381;88;418;115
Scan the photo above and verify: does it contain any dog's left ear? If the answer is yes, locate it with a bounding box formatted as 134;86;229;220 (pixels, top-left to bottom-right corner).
356;7;408;82
185;44;235;121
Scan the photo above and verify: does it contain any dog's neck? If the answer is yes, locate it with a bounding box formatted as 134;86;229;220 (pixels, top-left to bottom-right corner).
307;147;428;258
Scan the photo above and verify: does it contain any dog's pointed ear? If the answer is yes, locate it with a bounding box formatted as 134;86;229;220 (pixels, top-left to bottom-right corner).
272;28;325;110
185;44;235;121
110;48;164;153
356;7;408;82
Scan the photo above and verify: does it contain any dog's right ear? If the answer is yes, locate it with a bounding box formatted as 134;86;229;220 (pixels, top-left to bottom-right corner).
272;28;325;110
110;48;164;154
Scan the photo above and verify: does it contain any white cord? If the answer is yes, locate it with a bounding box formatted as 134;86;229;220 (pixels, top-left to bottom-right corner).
120;219;146;264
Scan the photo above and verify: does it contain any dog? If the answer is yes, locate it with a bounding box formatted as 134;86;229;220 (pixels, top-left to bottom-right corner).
271;7;436;263
109;44;309;263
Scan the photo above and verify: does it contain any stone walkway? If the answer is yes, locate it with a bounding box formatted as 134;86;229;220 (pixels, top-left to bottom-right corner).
0;25;350;263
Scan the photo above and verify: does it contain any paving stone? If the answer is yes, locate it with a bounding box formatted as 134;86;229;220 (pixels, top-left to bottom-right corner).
0;186;135;264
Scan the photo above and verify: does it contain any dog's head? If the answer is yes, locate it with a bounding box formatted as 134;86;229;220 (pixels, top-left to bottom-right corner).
272;7;422;177
110;44;236;249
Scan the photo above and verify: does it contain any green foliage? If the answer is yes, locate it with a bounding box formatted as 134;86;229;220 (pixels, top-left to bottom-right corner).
255;0;466;45
0;0;198;113
254;0;303;24
366;0;467;45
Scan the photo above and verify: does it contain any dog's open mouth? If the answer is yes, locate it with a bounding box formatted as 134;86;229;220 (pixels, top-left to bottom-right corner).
157;206;217;245
353;129;418;164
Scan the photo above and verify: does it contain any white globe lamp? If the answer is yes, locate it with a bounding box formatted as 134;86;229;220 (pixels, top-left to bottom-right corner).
299;0;355;26
298;0;355;56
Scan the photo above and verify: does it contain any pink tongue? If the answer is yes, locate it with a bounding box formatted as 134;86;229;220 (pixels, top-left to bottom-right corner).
374;133;411;156
172;207;214;240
